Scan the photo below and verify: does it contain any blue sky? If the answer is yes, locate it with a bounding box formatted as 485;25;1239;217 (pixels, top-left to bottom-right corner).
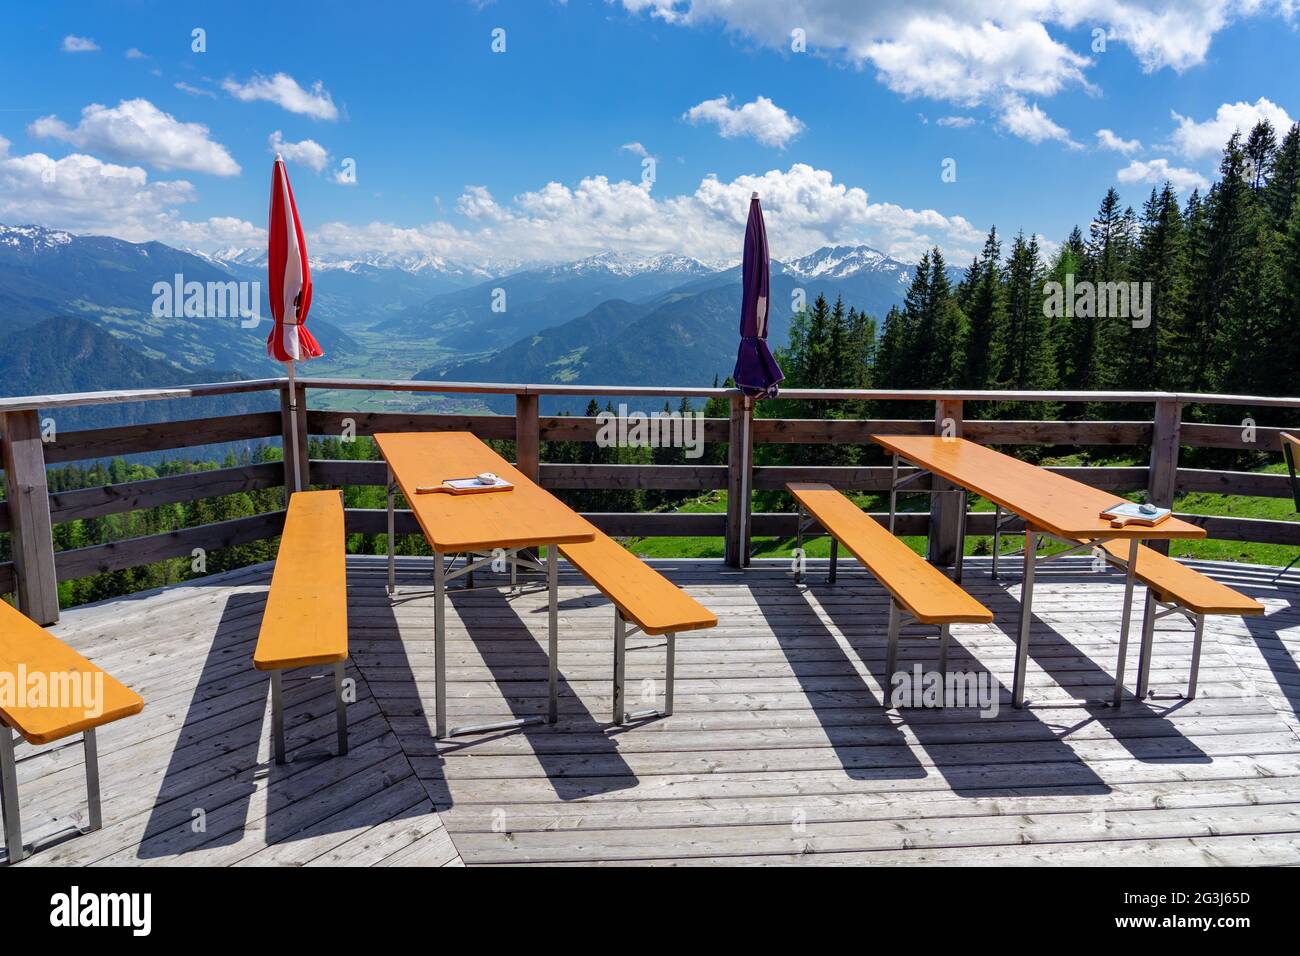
1;0;1297;266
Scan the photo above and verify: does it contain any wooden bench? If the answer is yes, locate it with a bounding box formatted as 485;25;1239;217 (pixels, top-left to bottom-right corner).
559;531;717;724
787;483;994;697
1;600;144;864
253;490;349;764
1090;539;1264;700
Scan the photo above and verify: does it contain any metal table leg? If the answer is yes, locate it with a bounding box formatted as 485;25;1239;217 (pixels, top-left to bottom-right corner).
270;670;286;764
1012;529;1037;708
547;545;559;724
83;729;102;831
992;505;1002;580
335;661;349;756
1;725;24;864
953;489;968;584
434;549;447;738
1111;538;1141;707
612;611;626;725
885;599;901;706
888;454;899;533
1186;613;1205;700
1135;590;1158;699
386;465;396;595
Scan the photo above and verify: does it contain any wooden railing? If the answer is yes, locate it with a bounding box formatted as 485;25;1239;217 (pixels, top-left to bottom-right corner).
1;378;1298;625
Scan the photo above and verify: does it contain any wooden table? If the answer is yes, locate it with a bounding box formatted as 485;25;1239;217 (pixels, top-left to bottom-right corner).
374;432;595;738
871;435;1206;707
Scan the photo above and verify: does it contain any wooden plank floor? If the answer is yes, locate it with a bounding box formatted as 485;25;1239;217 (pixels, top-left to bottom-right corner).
8;553;1300;866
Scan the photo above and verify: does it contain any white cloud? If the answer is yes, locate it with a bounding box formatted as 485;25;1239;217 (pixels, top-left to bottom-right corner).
1170;96;1296;159
312;163;985;266
620;141;651;157
0;141;261;247
222;73;339;121
998;95;1079;147
1117;157;1211;192
866;17;1092;104
61;35;99;53
0;148;195;232
683;95;805;147
268;130;329;173
617;2;1295;136
1096;128;1142;154
936;116;976;128
175;82;217;99
28;99;240;176
125;47;147;59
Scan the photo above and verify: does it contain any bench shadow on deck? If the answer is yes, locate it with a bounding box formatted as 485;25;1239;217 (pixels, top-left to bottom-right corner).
11;555;1300;867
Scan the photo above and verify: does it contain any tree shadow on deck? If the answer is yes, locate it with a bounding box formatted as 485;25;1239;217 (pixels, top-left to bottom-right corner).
747;579;927;782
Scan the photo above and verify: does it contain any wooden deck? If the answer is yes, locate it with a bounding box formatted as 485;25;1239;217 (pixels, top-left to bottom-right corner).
10;553;1300;866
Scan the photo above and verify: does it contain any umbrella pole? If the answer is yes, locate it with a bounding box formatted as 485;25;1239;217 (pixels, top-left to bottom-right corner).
285;360;303;494
740;395;752;566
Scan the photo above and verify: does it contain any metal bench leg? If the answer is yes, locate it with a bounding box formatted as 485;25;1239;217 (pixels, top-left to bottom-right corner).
794;505;804;583
1;726;24;864
885;600;901;706
83;728;102;832
335;662;349;756
1186;613;1205;701
829;538;839;584
938;624;950;687
612;610;626;725
1111;538;1141;708
270;670;287;764
1012;529;1037;708
664;633;675;717
992;505;1002;580
1135;589;1158;700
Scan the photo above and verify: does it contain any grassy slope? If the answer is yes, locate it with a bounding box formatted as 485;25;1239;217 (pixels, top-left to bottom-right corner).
626;457;1299;567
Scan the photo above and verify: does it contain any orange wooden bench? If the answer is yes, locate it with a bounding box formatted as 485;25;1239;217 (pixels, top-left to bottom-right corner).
1;600;143;864
787;483;993;696
1090;539;1264;700
253;490;349;764
559;530;717;724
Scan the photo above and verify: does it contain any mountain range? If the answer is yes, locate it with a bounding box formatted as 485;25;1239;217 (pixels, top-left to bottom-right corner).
1;221;935;420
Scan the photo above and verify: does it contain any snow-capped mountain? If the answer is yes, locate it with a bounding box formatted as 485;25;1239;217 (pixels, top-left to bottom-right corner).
543;251;716;279
783;244;914;286
0;223;75;252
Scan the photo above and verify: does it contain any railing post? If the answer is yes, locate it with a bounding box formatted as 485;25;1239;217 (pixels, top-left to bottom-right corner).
515;392;539;482
1147;398;1182;555
725;393;752;568
927;398;964;567
279;383;309;496
1;411;60;624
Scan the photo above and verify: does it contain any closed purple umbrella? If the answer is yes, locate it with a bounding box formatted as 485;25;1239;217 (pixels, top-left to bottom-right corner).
732;192;784;398
730;192;783;566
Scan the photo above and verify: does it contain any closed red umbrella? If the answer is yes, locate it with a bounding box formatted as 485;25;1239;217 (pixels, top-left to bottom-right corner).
267;154;321;492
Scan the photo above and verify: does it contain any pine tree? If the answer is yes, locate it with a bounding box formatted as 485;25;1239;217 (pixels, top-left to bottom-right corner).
1244;119;1277;192
1132;182;1188;389
1187;132;1254;391
959;227;1004;388
1265;123;1300;229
